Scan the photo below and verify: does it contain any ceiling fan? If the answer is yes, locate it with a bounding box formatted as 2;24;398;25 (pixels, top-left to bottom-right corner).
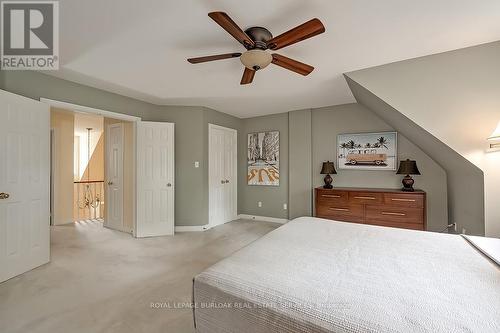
187;12;325;85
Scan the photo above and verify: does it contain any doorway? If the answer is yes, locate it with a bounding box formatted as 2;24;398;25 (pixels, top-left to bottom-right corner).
49;107;135;234
208;124;237;228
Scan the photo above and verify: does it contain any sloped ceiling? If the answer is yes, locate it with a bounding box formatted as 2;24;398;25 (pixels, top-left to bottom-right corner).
345;41;500;237
46;0;500;117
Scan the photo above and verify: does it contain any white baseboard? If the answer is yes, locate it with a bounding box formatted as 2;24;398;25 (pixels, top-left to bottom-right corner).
237;214;289;224
174;215;288;232
175;225;211;232
103;223;133;234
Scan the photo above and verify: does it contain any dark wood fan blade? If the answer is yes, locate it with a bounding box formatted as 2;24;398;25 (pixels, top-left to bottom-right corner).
240;67;255;85
208;12;255;48
271;54;314;76
187;53;241;64
266;18;325;50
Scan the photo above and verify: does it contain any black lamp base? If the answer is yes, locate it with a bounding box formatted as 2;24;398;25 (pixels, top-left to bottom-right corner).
401;175;415;192
323;174;333;189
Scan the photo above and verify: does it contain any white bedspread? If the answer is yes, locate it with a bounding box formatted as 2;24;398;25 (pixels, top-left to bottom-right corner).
193;217;500;333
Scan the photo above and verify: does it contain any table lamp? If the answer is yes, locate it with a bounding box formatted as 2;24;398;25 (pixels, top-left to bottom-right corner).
320;161;337;189
396;159;421;192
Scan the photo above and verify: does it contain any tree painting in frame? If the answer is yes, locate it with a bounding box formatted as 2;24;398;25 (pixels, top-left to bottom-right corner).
247;131;279;186
337;132;398;170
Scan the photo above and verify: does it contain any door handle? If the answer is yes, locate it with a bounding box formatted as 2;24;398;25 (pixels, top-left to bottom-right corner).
107;181;113;186
225;180;230;184
221;180;225;184
167;183;172;187
0;192;10;199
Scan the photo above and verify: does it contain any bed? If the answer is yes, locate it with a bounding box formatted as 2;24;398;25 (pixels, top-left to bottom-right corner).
193;217;500;333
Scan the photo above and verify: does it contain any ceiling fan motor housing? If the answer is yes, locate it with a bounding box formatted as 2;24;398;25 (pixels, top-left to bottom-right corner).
244;26;273;50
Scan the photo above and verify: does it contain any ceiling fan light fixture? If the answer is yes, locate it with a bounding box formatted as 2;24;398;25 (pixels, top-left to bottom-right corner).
240;49;272;71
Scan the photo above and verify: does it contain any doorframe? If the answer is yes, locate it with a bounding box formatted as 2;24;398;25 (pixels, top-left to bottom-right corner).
208;123;238;228
40;98;140;236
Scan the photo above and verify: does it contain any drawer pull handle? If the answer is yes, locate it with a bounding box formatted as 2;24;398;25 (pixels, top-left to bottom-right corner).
329;208;350;212
381;212;406;216
322;195;341;198
391;198;416;202
354;196;376;200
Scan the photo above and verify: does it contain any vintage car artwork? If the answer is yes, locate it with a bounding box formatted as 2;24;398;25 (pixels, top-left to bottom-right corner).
337;132;397;171
346;149;387;165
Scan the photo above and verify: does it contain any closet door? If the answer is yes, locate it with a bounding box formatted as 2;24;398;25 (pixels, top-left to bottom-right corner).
209;126;225;227
223;130;237;223
209;124;237;228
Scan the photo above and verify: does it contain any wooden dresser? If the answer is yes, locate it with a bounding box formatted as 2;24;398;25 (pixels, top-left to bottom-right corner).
314;187;426;230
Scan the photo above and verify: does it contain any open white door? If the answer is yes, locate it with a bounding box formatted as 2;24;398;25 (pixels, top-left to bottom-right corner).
105;123;124;231
0;90;50;283
136;122;174;237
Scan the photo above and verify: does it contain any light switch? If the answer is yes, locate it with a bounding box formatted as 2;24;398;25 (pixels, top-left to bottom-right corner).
283;203;287;210
194;161;199;168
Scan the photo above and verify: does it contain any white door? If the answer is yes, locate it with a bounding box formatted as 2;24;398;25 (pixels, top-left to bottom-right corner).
136;122;174;237
0;90;50;283
223;129;237;222
209;124;237;227
105;123;124;231
209;126;225;226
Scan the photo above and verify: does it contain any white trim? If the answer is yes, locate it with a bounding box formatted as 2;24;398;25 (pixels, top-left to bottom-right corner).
175;225;211;232
40;98;141;122
237;214;289;224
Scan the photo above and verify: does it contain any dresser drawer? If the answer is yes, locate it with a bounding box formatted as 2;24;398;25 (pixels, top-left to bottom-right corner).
365;205;424;225
317;204;364;223
314;187;426;231
316;190;348;205
349;192;383;204
384;193;424;208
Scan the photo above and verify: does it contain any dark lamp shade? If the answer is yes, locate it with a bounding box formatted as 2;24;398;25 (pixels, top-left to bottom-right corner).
321;161;337;175
397;159;421;175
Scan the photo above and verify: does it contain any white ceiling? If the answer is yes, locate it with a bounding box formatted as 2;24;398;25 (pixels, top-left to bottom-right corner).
50;0;500;118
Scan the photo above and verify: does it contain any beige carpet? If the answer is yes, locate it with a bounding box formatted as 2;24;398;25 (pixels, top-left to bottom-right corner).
0;219;279;333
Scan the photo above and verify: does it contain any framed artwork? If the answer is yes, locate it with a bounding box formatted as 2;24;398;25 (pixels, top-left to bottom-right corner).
247;131;279;186
337;132;398;171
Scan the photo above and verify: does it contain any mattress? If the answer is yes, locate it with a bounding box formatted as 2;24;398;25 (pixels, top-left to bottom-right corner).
193;217;500;333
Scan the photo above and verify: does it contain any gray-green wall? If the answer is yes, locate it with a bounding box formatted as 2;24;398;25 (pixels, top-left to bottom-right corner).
1;71;451;231
238;113;289;219
240;103;448;231
345;77;484;235
0;71;241;227
311;104;448;232
288;110;312;219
